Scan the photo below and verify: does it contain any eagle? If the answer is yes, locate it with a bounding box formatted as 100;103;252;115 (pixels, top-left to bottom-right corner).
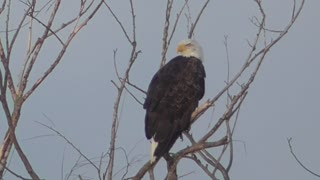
144;39;206;163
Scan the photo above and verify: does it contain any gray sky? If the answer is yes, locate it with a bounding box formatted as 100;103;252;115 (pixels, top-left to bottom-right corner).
1;0;319;179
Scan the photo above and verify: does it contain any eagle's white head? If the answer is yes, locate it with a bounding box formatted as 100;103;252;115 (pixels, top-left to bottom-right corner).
176;39;204;61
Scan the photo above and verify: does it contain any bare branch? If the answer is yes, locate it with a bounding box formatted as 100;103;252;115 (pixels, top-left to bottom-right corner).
112;147;130;179
129;0;136;43
106;1;140;179
12;134;40;180
8;0;35;62
178;170;195;179
36;121;100;173
168;1;189;46
133;137;228;179
184;133;229;179
27;14;64;46
0;32;16;100
65;155;82;180
124;85;144;106
212;143;229;177
0;161;33;180
103;1;132;44
223;35;231;105
166;137;229;178
20;0;62;95
5;0;10;53
0;0;7;15
287;138;320;178
126;81;146;94
160;0;174;67
148;169;155;180
188;0;210;39
61;147;65;180
161;0;189;67
113;49;121;83
292;0;297;19
186;155;216;179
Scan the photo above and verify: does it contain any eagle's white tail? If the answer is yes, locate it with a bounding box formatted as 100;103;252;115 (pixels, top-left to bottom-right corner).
150;138;158;163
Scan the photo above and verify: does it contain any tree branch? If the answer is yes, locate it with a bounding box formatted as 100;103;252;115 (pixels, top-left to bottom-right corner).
105;1;140;179
188;0;210;39
287;138;320;178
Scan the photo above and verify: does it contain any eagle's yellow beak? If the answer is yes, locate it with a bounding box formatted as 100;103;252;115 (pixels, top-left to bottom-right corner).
177;44;186;53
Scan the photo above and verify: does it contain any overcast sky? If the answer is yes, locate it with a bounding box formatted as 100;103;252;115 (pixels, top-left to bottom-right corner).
1;0;319;179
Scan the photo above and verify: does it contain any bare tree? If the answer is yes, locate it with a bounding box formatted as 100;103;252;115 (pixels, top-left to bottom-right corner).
105;0;306;179
0;0;104;179
0;0;306;179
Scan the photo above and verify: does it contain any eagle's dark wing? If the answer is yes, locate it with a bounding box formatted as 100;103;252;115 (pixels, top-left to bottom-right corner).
144;56;205;159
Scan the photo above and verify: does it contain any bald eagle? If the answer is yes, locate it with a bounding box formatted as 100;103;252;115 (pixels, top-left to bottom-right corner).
144;39;206;163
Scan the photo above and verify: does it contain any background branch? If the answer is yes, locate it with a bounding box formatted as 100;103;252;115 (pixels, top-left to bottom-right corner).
104;1;140;179
0;0;104;178
287;138;320;178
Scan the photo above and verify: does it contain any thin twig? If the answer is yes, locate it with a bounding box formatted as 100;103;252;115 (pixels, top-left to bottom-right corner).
65;155;82;180
126;81;146;94
186;155;216;179
161;0;189;67
184;132;229;179
160;0;174;67
168;0;189;45
103;1;132;44
0;161;33;180
188;0;210;38
12;135;40;179
112;147;129;179
36;122;100;173
223;35;231;105
167;137;229;177
124;85;144;106
27;15;64;45
0;0;7;15
287;138;320;178
105;1;140;179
